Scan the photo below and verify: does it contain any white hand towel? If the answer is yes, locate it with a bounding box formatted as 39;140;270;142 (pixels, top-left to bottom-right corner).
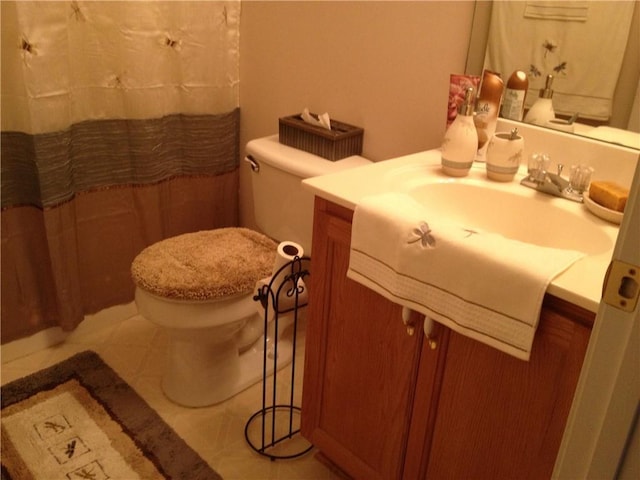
347;192;584;361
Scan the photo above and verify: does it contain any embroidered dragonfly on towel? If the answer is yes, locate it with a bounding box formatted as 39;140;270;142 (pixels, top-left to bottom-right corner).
409;222;480;247
408;222;436;248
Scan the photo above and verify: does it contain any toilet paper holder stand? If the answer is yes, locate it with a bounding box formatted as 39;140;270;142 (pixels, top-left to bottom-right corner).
244;255;313;460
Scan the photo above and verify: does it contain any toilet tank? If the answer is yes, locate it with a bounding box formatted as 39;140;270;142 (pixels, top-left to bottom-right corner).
245;135;370;254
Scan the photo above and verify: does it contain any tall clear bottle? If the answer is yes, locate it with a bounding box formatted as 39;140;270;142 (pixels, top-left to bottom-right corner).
441;87;478;177
500;70;529;121
474;70;504;162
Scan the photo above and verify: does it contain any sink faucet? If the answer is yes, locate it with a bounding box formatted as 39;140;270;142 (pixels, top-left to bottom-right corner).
521;154;591;202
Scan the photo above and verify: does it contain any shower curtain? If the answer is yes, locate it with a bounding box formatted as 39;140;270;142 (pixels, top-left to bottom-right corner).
484;1;635;120
1;1;241;343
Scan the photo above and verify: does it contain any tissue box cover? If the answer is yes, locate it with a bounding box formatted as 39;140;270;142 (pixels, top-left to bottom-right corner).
279;114;364;161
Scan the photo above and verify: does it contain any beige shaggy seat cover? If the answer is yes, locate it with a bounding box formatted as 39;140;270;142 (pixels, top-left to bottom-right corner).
131;228;278;301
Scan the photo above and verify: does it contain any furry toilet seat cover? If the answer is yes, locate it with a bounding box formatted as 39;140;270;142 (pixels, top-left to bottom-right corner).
131;228;278;301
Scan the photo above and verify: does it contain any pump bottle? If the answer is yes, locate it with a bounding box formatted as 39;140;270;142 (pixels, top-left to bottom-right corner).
441;87;478;177
524;74;555;126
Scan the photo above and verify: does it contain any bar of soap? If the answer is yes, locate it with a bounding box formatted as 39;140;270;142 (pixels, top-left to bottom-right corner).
589;181;629;212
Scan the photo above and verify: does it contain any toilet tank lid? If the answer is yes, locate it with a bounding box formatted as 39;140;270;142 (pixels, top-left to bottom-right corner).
246;135;371;179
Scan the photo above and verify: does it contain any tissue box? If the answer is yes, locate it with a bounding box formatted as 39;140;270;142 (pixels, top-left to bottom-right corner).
279;114;364;161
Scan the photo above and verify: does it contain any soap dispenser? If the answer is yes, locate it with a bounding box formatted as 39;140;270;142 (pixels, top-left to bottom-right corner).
441;86;477;177
524;74;555;126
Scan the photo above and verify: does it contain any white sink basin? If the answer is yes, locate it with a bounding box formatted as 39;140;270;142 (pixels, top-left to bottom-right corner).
379;161;613;255
404;181;613;255
303;149;621;311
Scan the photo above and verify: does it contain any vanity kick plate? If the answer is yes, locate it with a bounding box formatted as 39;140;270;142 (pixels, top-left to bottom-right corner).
602;260;639;313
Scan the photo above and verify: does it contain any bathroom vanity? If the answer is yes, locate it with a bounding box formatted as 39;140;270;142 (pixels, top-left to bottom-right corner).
301;198;593;480
299;143;626;479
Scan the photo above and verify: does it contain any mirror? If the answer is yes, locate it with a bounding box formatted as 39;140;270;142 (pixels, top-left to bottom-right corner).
466;1;640;150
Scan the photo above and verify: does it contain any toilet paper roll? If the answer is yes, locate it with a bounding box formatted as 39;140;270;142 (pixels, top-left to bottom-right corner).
272;241;304;287
255;241;308;321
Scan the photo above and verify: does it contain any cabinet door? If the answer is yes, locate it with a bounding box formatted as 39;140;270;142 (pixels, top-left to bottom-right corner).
423;297;593;480
301;198;424;480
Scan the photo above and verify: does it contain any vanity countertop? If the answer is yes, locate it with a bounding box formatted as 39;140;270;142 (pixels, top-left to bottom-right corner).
303;148;621;313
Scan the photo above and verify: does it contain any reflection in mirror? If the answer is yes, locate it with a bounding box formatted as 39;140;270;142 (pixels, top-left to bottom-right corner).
466;1;640;150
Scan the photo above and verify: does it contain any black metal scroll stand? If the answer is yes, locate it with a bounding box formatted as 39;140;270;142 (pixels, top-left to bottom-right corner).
244;255;313;460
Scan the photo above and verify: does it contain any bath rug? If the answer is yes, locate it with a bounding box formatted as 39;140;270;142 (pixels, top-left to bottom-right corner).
1;351;222;480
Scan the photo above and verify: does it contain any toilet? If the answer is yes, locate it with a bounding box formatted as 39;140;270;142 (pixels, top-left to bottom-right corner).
131;135;370;407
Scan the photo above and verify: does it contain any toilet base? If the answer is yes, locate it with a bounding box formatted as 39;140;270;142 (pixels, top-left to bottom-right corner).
161;323;294;408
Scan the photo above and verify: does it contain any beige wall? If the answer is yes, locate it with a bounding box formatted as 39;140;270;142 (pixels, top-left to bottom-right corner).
239;1;475;229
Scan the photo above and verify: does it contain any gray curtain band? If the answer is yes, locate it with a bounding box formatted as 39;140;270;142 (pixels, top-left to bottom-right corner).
1;109;240;209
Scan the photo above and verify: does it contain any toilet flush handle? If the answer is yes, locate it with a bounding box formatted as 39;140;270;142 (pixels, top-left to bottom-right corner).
244;155;260;173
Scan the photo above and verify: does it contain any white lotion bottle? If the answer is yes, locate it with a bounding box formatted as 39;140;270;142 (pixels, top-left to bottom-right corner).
524;74;555;126
441;87;478;177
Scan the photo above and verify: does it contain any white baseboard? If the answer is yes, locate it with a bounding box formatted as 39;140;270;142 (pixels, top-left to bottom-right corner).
1;302;139;364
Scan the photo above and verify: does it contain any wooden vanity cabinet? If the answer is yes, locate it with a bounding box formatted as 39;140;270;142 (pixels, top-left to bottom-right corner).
406;296;593;479
301;198;595;480
300;198;426;480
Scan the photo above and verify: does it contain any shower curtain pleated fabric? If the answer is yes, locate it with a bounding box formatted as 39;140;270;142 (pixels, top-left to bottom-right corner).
484;1;635;121
1;1;241;343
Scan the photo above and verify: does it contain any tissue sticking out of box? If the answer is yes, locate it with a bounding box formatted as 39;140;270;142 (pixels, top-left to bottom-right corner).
301;108;331;131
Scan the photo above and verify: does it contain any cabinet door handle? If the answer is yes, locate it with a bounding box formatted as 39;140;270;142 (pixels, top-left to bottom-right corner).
424;316;438;349
402;308;439;347
401;306;417;336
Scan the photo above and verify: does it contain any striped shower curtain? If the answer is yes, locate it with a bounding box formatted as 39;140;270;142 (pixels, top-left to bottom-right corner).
1;1;241;343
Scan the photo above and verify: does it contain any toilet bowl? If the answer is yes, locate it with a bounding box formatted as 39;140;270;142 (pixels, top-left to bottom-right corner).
132;135;370;407
135;288;291;407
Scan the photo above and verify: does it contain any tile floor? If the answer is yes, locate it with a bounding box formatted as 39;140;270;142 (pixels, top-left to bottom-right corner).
1;311;344;480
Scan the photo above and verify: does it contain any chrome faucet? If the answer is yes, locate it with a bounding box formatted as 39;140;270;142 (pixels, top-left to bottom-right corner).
520;154;592;202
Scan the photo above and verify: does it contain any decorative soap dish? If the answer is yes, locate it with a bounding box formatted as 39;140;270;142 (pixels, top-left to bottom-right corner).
583;192;624;224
